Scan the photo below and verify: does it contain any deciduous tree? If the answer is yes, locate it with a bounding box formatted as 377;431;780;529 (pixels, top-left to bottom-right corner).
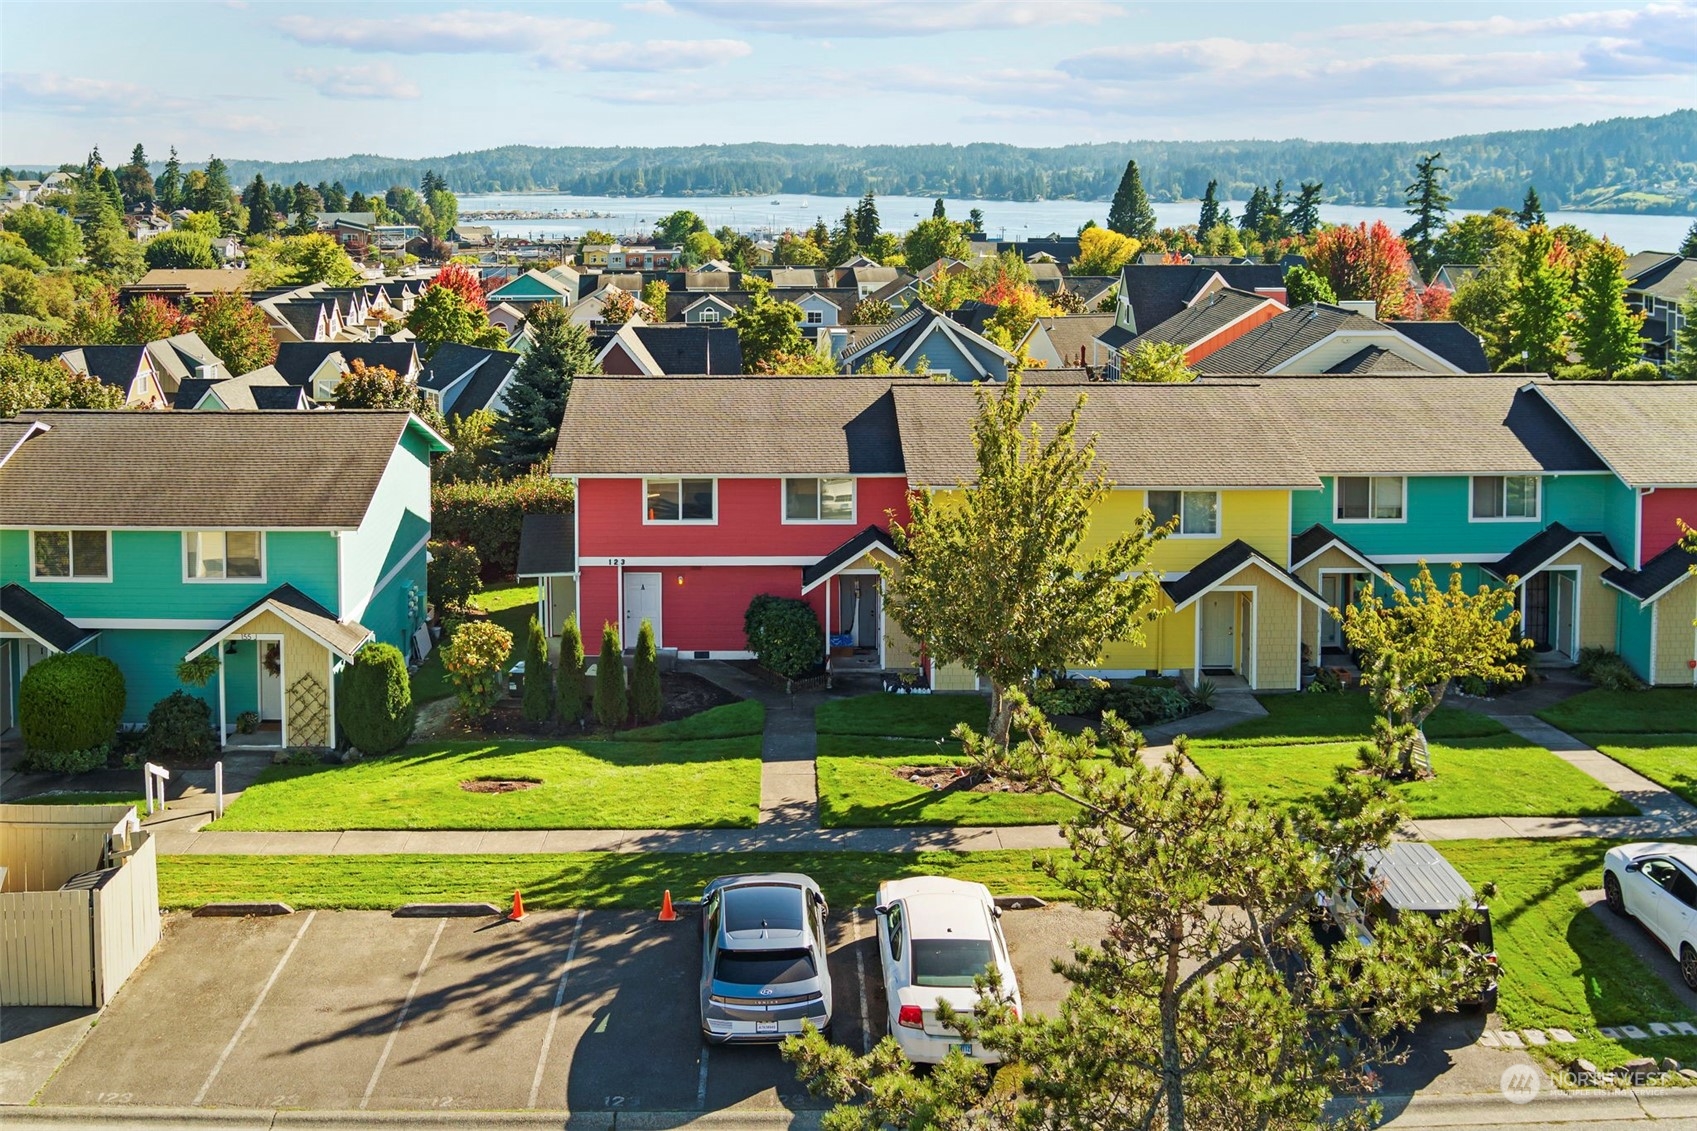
248;233;361;288
1665;286;1697;380
191;291;277;375
1504;224;1573;372
429;262;487;311
640;278;669;316
728;279;805;370
405;285;506;359
1572;240;1646;377
333;359;419;409
4;205;81;266
0;345;125;416
1117;339;1195;382
901;215;971;270
848;297;893;326
144;230;216;270
1308;221;1414;318
116;294;191;343
1069;225;1140;276
598;287;638;325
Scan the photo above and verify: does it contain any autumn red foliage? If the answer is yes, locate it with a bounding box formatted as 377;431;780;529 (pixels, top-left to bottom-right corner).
1307;221;1415;319
428;263;488;312
117;295;192;344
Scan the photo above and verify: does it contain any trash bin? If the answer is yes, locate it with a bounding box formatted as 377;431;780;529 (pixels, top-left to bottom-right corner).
507;660;525;699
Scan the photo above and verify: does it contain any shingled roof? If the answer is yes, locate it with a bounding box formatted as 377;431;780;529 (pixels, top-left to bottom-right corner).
1532;382;1697;487
1133;289;1273;351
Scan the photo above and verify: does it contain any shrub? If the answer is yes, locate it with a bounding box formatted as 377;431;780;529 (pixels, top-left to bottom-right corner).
743;594;823;679
142;691;216;762
428;539;481;614
556;614;587;724
1032;680;1191;725
1576;647;1646;692
339;642;415;755
594;622;627;729
21;743;111;774
431;473;574;579
19;652;125;759
440;619;513;721
521;616;553;724
631;618;662;724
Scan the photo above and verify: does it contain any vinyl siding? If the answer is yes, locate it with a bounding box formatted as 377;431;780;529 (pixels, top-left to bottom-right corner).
1618;593;1654;682
1652;580;1697;686
1082;489;1291;573
1642;488;1697;561
1538;545;1619;654
1600;477;1642;569
337;425;433;649
95;629;214;727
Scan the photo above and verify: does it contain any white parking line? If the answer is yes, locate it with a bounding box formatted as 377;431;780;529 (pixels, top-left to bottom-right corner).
853;908;872;1054
696;1043;710;1110
527;909;586;1109
193;910;316;1105
360;918;445;1110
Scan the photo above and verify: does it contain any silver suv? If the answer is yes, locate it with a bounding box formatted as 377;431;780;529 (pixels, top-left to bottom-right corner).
699;873;833;1044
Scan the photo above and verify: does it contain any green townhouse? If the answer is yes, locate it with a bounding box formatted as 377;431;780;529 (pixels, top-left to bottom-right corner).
0;410;449;747
1252;376;1697;684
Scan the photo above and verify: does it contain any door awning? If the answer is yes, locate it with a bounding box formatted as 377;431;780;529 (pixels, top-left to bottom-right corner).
0;584;99;653
1162;541;1329;611
801;525;898;594
1486;523;1623;582
183;583;373;662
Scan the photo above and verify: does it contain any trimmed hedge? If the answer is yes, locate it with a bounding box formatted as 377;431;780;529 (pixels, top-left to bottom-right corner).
340;643;416;756
142;691;216;762
744;594;824;679
557;614;587;724
19;652;125;763
521;616;554;724
594;622;627;729
432;472;573;579
631;618;661;724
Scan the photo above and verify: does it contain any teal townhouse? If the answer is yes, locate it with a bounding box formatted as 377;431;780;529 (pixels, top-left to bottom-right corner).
0;410;449;747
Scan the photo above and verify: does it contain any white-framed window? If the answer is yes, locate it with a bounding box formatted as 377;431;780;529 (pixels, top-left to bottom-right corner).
1335;476;1405;521
804;309;824;325
1148;490;1219;536
1471;475;1540;520
185;530;265;580
645;477;716;523
30;529;110;581
699;309;721;324
784;477;855;523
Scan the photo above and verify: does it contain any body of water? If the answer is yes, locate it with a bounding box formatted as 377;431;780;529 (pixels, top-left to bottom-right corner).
457;192;1693;255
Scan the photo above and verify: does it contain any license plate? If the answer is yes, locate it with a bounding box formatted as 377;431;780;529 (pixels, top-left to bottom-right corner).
952;1043;973;1056
756;1020;779;1034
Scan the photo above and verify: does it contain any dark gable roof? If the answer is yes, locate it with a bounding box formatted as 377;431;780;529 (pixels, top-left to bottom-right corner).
801;525;895;590
1533;383;1697;487
191;583;372;660
17;345;146;391
1291;523;1380;570
270;300;327;339
555;376;907;477
1135;289;1270;349
607;325;743;375
448;350;520;419
0;410;418;529
174;377;220;408
1625;255;1697;302
418;342;503;392
1115;265;1223;332
1487;523;1621;581
516;514;576;577
1603;541;1697;603
1385;321;1490;373
0;583;99;653
1161;540;1319;608
1325;345;1438;374
252;386;311;410
272;342;420;386
1196;304;1406;375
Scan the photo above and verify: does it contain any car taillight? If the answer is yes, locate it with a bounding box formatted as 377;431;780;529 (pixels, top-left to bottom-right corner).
898;1005;924;1029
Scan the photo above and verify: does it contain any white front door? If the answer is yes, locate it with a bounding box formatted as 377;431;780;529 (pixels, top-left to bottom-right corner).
258;641;284;721
622;572;663;648
1549;571;1576;661
1201;593;1236;669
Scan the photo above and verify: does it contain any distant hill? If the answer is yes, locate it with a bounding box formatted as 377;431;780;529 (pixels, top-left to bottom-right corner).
209;110;1695;214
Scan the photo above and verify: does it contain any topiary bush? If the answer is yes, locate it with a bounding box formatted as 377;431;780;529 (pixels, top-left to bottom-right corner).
440;619;513;722
594;622;627;729
631;618;662;724
744;594;824;679
142;691;216;762
521;616;554;724
428;539;482;615
340;643;416;756
19;652;125;767
556;614;587;725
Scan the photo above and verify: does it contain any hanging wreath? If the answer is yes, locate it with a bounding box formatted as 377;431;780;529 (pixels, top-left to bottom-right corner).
263;643;282;677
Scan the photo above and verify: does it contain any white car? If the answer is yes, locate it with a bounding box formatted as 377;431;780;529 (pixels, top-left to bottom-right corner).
874;877;1022;1064
1603;842;1697;990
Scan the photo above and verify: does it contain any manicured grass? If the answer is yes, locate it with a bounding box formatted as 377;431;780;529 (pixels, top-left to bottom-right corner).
1538;688;1697;734
11;792;146;808
619;699;764;742
410;581;538;704
816;734;1081;828
815;692;989;739
156;850;1068;913
1199;691;1507;747
1186;735;1637;818
210;735;762;831
1580;733;1697;805
1444;838;1697;1070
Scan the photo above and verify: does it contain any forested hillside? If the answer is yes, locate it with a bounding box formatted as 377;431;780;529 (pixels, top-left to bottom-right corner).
206;111;1694;213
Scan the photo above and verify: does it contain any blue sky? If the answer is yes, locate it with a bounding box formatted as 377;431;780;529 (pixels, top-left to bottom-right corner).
2;1;1694;164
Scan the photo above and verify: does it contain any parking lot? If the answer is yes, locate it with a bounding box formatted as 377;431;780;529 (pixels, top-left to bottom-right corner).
33;902;1095;1119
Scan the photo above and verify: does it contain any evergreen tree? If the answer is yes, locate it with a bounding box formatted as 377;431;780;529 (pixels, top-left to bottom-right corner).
117;144;153;209
289;182;319;234
827;208;858;264
1106;159;1156;241
1239;185;1270;233
493;304;598;474
1401;152;1452;278
202;156;235;231
1289;180;1324;236
1666;287;1697;380
556;615;587;725
931;197;947;220
156;148;183;211
1505;225;1573;373
631;619;662;724
348;189;369;214
521;616;553;724
242;175;276;235
593;623;627;730
1197;179;1220;235
1516;186;1546;229
1679;221;1697;259
853;191;879;250
1571;240;1645;377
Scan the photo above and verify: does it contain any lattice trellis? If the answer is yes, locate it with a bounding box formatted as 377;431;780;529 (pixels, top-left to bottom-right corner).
287;672;330;748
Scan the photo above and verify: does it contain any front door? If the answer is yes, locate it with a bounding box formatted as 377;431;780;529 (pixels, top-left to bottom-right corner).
1201;592;1236;670
622;572;662;648
1524;570;1578;662
1319;573;1370;649
258;641;283;722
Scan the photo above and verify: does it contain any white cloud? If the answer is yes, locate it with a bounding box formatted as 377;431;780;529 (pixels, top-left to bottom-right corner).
622;0;676;13
291;62;422;100
274;9;613;55
585;81;747;105
1;71;163;114
579;39;753;71
671;0;1122;37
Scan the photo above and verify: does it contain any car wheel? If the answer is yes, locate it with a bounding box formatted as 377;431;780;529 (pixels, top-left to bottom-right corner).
1682;945;1697;992
1604;872;1627;917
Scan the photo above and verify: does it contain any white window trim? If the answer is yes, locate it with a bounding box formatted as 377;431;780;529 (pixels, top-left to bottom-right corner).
1333;476;1408;524
804;310;825;325
780;477;857;525
182;530;269;583
1468;475;1542;523
698;309;721;324
1148;490;1221;538
28;529;113;583
641;477;719;526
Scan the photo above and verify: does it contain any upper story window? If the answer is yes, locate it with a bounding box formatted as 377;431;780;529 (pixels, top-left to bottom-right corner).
699;309;721;324
186;531;264;580
31;530;109;580
645;477;715;523
784;477;855;523
1336;476;1405;521
1471;475;1539;520
1148;490;1219;536
804;309;825;325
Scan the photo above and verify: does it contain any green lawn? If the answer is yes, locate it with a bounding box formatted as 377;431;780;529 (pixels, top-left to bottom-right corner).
157;850;1068;913
211;732;762;831
1537;687;1697;734
1187;734;1636;818
815;692;989;739
411;580;538;704
1445;838;1697;1070
1199;691;1508;747
619;699;764;742
816;735;1081;827
10;792;146;808
1579;733;1697;805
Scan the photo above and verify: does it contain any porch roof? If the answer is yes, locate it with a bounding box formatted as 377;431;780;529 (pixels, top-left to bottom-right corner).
0;584;100;653
1162;540;1327;611
1486;522;1623;582
1601;542;1697;605
801;525;897;593
1289;523;1404;589
516;514;576;578
184;583;373;662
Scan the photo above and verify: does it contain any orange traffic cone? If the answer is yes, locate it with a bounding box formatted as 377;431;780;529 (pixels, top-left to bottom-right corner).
507;889;526;921
658;889;678;922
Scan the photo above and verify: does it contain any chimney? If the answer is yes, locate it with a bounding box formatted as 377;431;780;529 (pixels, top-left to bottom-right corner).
1336;299;1378;320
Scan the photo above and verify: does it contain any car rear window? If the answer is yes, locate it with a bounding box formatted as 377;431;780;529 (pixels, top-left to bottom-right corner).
911;938;995;988
724;885;804;933
714;948;816;986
